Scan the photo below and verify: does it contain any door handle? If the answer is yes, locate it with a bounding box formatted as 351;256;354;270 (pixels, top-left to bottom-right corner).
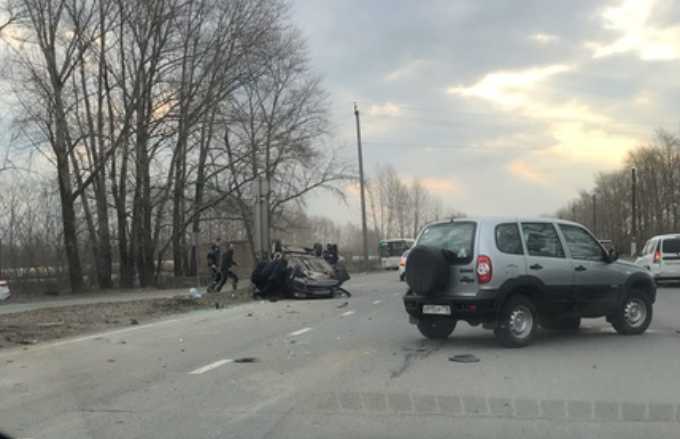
575;265;587;272
529;264;543;270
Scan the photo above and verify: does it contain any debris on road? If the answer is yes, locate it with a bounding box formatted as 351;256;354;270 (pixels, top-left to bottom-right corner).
247;312;254;317
0;288;251;350
17;339;37;345
234;357;259;363
337;302;349;309
36;321;64;328
190;288;203;299
107;358;115;363
449;354;480;363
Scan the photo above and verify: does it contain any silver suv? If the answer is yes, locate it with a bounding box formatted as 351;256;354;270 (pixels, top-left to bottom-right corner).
403;217;656;347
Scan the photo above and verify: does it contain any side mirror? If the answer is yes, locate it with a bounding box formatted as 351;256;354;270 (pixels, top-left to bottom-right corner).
606;248;619;263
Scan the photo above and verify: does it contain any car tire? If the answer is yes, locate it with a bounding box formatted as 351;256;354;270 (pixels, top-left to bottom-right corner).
540;316;581;331
417;317;456;339
495;295;537;348
610;290;653;335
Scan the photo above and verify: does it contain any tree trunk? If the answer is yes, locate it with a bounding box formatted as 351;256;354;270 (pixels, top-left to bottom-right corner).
56;153;84;293
53;83;84;293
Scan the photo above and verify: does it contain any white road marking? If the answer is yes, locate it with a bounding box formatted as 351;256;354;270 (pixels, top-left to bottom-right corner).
372;300;382;305
288;327;312;337
189;359;233;375
341;310;355;317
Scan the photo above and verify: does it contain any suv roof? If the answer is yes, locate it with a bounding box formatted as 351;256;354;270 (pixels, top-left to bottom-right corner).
424;216;584;228
647;234;680;240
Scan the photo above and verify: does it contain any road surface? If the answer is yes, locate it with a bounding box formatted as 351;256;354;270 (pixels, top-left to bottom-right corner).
2;271;680;439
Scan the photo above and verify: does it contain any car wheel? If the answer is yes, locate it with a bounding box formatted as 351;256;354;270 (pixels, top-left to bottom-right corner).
540;316;581;331
495;295;537;348
417;317;456;339
611;290;652;335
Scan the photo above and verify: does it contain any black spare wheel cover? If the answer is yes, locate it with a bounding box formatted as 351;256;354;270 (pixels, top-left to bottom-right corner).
406;245;449;295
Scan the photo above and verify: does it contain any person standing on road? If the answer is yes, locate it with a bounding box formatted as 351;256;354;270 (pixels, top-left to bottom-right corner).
207;238;222;292
217;242;239;292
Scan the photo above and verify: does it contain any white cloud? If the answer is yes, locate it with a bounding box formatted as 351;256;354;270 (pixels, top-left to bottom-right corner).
447;64;572;109
449;64;642;170
530;33;559;45
367;102;401;117
385;59;429;81
420;177;460;194
587;0;680;61
507;160;547;184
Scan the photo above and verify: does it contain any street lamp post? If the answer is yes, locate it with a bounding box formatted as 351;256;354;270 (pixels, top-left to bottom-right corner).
354;103;369;270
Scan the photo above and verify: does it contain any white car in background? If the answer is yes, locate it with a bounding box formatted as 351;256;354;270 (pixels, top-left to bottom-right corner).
0;279;10;301
635;234;680;283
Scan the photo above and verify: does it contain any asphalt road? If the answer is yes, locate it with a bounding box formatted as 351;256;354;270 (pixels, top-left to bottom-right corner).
2;271;680;439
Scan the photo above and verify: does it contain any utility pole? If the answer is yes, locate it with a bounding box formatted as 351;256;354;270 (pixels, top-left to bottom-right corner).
631;167;638;256
592;193;597;236
354;103;369;270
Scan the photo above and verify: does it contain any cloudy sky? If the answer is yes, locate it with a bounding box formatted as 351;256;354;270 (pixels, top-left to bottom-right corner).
292;0;680;224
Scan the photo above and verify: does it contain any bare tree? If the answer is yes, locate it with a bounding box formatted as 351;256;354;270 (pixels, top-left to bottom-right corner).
557;128;680;253
224;24;350;259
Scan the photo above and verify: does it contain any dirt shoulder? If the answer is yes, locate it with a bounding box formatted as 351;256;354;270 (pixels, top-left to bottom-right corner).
0;289;251;350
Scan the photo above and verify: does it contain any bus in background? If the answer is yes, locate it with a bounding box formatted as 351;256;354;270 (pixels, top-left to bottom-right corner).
379;239;414;270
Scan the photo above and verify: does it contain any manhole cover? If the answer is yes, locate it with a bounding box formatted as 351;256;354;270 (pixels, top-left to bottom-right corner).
449;354;480;363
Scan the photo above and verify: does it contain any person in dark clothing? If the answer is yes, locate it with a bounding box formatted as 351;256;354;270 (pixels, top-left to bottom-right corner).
207;238;222;292
216;242;239;292
260;253;288;299
323;243;339;266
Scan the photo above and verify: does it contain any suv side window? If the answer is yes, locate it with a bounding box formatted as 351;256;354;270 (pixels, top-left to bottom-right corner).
495;223;523;255
521;223;565;258
559;224;605;261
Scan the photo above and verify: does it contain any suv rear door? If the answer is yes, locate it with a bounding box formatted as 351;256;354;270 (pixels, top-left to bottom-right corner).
558;224;623;313
520;222;573;307
416;221;478;295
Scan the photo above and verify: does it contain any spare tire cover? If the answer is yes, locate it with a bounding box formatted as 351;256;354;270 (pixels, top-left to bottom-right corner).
405;245;450;296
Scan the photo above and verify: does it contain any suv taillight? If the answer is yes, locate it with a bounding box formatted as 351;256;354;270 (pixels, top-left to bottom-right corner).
476;255;492;284
654;250;662;263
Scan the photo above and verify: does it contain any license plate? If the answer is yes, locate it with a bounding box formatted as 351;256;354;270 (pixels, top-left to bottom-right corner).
422;305;451;315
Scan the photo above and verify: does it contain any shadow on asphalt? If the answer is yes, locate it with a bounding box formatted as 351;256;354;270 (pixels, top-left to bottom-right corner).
403;327;653;350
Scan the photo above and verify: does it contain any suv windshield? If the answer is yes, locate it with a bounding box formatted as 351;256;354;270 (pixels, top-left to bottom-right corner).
417;222;475;260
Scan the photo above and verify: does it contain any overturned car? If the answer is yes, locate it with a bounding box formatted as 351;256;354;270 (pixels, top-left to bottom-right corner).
251;244;351;299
